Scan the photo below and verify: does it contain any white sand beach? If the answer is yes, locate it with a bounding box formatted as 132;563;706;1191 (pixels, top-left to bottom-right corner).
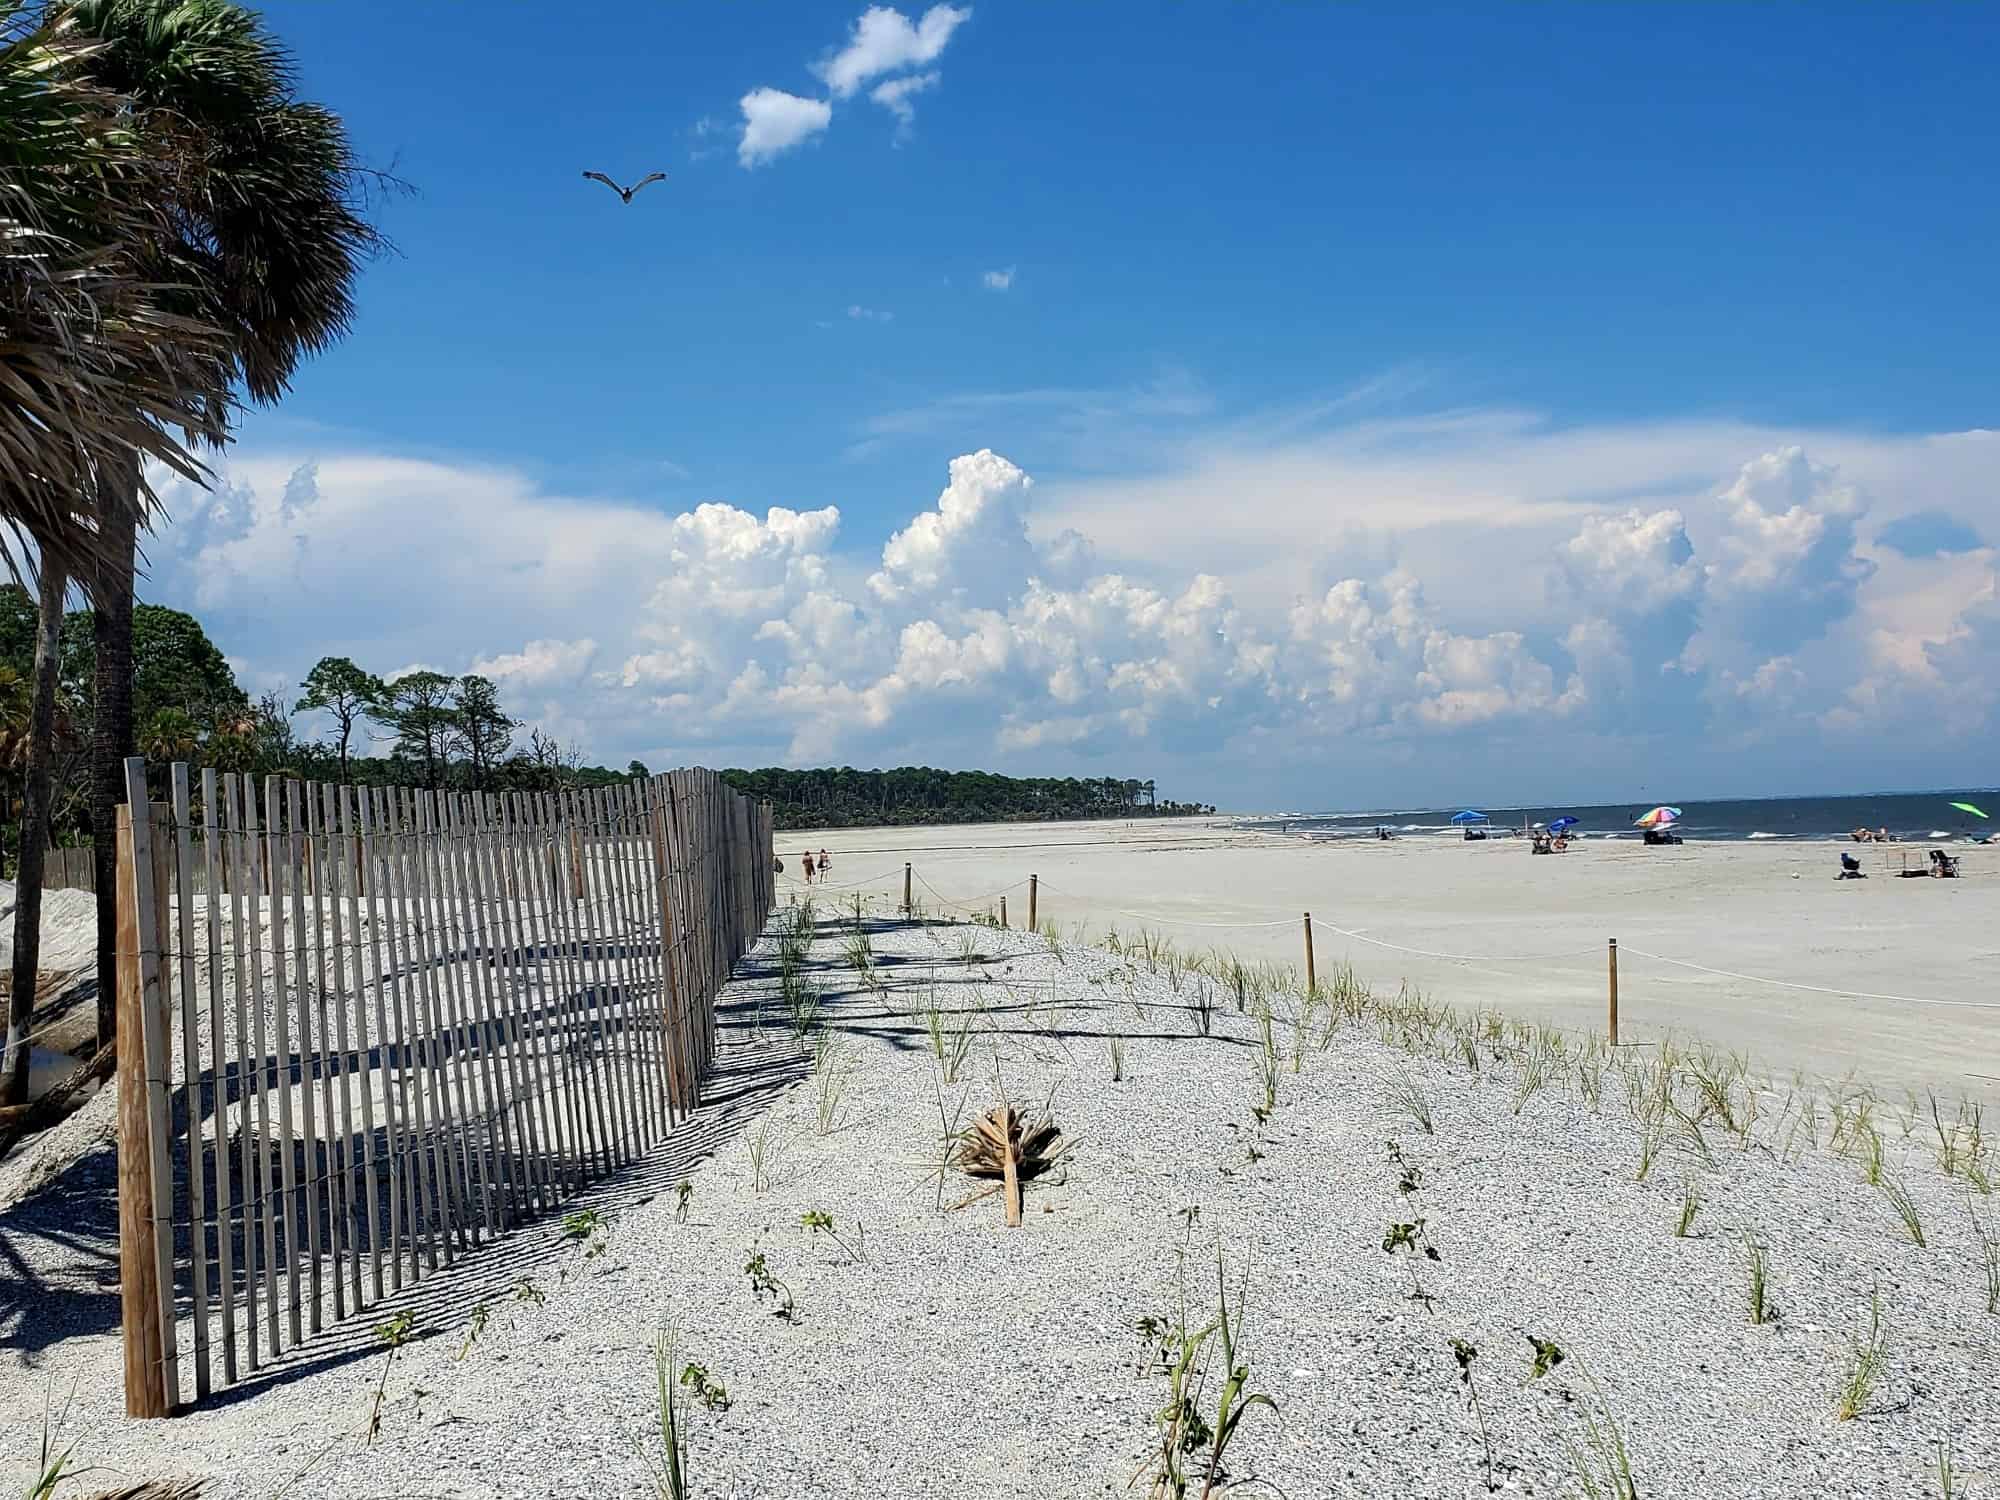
787;819;1999;1103
6;907;1995;1497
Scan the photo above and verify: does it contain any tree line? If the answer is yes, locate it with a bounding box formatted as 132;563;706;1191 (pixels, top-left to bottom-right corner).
721;766;1215;830
0;585;642;865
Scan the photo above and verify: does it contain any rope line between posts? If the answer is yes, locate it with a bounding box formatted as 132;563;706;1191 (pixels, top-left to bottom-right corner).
1028;879;1296;930
1620;946;2000;1010
916;868;1024;916
1309;914;1603;966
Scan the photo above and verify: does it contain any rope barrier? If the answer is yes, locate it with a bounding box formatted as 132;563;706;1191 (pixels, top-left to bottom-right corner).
913;871;1027;914
1620;946;2000;1011
1028;879;1296;931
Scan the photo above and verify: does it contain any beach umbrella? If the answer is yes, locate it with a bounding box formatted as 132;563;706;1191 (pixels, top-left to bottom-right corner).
1449;810;1488;824
1949;801;1989;819
1549;816;1579;832
1633;806;1682;829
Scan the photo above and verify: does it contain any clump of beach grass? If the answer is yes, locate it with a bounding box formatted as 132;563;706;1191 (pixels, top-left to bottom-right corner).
1878;1176;1927;1247
1833;1288;1889;1421
1673;1175;1702;1238
1391;1072;1434;1136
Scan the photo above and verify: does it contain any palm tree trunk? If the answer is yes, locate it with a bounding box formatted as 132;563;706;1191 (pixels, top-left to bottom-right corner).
90;484;136;1050
4;563;68;1105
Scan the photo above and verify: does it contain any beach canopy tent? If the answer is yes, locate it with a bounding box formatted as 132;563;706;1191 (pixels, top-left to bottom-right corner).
1950;801;1989;819
1450;810;1489;825
1549;816;1579;832
1634;805;1682;829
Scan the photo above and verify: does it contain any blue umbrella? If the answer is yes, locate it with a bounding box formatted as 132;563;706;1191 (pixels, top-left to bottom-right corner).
1450;810;1488;825
1549;816;1578;832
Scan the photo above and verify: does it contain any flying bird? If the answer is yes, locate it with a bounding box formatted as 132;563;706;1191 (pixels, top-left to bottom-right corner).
582;170;667;203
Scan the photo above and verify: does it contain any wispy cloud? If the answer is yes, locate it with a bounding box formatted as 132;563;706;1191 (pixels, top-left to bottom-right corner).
981;266;1015;291
847;304;895;322
871;70;939;132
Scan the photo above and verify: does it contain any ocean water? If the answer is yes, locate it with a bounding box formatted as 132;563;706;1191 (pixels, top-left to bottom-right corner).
1246;790;2000;844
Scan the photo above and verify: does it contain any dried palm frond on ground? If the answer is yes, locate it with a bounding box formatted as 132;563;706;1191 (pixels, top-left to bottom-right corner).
955;1103;1064;1226
84;1482;207;1500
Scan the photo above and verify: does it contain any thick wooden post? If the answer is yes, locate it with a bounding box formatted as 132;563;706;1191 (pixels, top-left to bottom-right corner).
1028;874;1038;931
903;862;912;916
117;795;182;1415
999;895;1007;929
1303;912;1316;996
1607;937;1619;1047
116;810;166;1418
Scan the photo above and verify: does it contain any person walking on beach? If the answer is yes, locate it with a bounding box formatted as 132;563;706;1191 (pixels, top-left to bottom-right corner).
818;847;831;875
800;852;815;885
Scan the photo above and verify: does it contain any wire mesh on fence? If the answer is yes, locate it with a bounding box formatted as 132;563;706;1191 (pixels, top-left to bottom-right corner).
114;759;774;1416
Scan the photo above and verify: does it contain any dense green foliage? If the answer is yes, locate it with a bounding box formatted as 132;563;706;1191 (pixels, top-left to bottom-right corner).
720;766;1214;830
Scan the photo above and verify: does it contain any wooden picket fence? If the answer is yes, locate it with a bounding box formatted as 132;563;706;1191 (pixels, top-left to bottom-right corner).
113;758;774;1416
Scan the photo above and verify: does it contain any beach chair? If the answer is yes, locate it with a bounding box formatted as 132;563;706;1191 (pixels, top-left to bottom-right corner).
1838;852;1864;879
1929;848;1960;878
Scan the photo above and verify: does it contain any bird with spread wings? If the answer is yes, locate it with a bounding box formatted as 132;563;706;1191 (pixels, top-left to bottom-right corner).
582;170;667;203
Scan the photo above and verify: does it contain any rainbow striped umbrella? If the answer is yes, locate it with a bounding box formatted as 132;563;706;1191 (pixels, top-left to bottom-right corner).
1634;805;1682;829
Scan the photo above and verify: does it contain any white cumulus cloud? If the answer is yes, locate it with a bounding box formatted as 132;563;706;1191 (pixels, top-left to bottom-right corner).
738;87;832;167
814;4;971;96
981;266;1015;291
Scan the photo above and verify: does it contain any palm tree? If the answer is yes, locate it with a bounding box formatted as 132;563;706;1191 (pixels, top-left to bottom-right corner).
1;7;228;1105
55;0;384;1047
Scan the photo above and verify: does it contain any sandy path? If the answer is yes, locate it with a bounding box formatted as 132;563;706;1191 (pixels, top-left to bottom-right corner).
789;819;2000;1102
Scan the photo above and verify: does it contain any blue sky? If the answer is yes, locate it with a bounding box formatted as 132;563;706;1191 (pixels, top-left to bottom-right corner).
153;2;2000;809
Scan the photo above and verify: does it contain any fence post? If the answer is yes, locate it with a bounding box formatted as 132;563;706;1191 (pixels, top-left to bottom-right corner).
116;789;179;1417
1028;873;1038;931
903;862;912;917
1607;937;1619;1047
999;894;1007;928
1303;912;1316;996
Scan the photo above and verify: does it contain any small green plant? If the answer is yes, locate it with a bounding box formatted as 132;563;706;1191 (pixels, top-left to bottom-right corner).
366;1309;418;1444
1878;1175;1927;1247
1256;1005;1278;1115
814;1035;855;1136
745;1246;797;1322
511;1274;546;1306
747;1116;788;1195
457;1302;490;1361
1935;1435;1959;1499
1973;1203;1999;1314
650;1327;691;1500
1039;917;1064;961
1634;1120;1664;1182
1834;1287;1889;1421
675;1180;694;1224
1741;1234;1776;1325
1386;1139;1424;1196
1135;1246;1279;1500
1674;1175;1702;1238
24;1382;76;1500
1391;1073;1434;1135
679;1360;732;1413
1560;1365;1638;1500
1449;1339;1495;1492
932;1000;977;1085
1383;1217;1442;1261
1525;1333;1565;1381
800;1207;868;1265
562;1207;615;1259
